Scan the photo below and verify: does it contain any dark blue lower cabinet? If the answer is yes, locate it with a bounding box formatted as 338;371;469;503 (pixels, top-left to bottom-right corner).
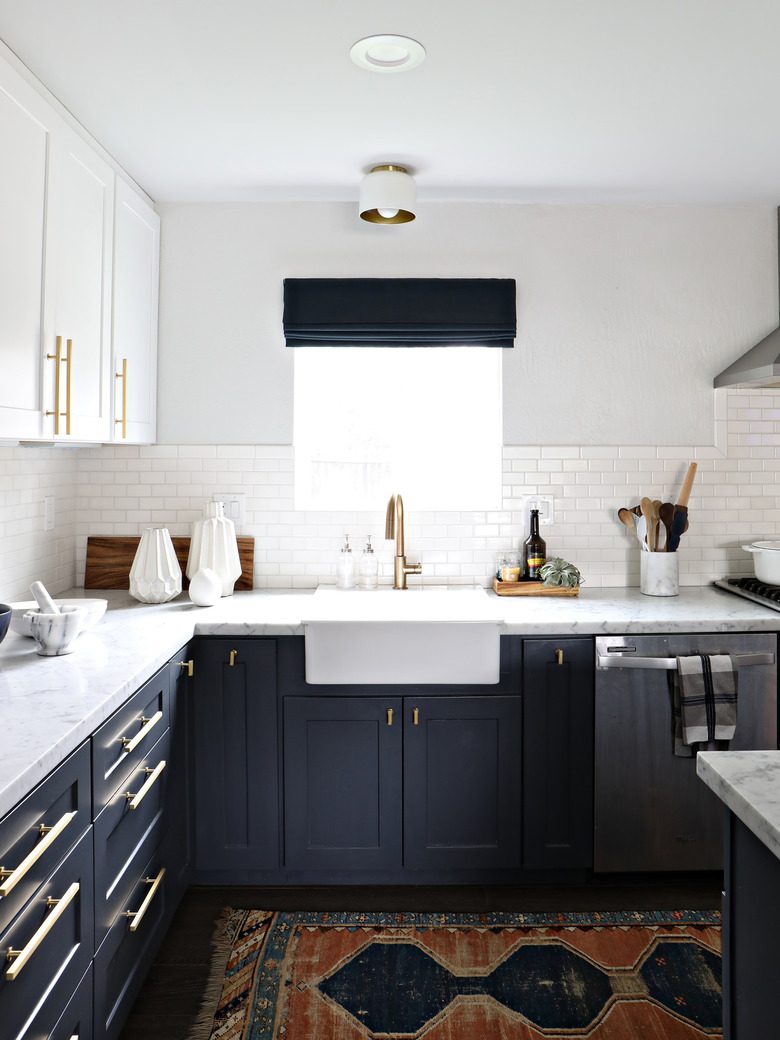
192;638;279;874
283;694;522;874
283;696;403;871
404;696;522;871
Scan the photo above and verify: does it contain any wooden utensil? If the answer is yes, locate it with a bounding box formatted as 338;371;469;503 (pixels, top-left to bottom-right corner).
673;462;697;537
658;502;675;551
640;497;655;550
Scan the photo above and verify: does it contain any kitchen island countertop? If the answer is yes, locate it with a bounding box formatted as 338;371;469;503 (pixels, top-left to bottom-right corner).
2;582;779;820
697;750;780;863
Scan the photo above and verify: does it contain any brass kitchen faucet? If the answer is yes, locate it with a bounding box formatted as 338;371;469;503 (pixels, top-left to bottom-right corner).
385;493;422;589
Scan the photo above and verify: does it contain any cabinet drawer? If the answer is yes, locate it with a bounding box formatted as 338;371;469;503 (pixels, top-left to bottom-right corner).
92;665;170;810
0;828;94;1040
94;842;169;1040
94;729;170;949
0;743;91;936
18;963;93;1040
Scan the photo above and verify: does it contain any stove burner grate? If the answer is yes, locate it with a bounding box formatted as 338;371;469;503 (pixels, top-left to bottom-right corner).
725;577;780;602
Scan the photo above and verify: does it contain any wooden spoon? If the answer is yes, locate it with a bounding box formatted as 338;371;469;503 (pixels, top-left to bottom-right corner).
658;502;675;551
640;497;655;551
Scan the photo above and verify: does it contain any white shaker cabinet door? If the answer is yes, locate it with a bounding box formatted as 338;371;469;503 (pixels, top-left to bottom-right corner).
111;180;159;443
0;63;54;439
43;125;114;442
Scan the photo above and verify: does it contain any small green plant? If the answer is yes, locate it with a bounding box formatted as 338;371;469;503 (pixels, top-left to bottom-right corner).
539;557;582;588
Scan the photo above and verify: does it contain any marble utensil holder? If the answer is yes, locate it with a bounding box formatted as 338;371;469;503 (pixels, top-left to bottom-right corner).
640;552;679;597
129;527;182;603
24;607;84;655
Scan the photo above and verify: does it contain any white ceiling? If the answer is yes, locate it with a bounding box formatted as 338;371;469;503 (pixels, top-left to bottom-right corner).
2;0;780;206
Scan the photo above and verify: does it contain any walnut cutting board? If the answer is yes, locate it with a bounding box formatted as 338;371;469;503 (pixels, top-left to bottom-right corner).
84;536;254;590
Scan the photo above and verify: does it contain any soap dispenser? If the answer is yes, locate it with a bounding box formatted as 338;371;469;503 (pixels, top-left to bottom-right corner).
336;534;357;590
358;535;379;590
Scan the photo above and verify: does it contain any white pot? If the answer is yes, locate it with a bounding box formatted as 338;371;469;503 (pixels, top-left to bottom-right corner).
742;541;780;584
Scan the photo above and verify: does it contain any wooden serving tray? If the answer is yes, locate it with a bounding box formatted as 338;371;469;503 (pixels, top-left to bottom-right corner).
84;535;254;590
493;577;579;597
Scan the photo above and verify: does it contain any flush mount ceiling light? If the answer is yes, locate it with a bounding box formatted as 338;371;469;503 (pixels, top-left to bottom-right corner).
350;34;426;73
359;165;416;224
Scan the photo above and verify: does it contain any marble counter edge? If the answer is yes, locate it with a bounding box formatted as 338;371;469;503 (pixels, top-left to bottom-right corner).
697;751;780;862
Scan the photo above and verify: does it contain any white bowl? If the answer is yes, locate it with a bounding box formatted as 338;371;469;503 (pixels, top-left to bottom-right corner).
9;598;107;637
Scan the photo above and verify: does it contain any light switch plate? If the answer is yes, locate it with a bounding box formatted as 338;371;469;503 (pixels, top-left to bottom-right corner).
521;494;554;527
212;492;246;526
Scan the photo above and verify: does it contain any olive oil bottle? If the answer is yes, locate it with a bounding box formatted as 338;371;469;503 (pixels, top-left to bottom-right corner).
523;509;546;579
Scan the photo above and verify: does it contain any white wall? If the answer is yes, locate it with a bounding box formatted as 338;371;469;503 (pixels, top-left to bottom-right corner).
156;202;777;446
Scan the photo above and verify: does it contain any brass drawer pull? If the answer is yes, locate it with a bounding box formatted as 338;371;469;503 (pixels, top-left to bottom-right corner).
115;358;128;439
413;707;419;725
229;650;238;667
5;881;79;980
121;709;163;754
126;761;166;811
387;708;393;726
123;868;165;932
178;659;194;677
0;811;76;899
555;649;564;665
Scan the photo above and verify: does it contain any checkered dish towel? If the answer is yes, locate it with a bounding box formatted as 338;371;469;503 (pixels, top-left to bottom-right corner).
670;654;739;757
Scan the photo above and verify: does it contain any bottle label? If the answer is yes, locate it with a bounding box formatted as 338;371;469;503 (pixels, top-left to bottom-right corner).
526;555;545;578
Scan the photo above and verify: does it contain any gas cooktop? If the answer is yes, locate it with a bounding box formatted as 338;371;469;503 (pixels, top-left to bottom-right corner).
714;577;780;612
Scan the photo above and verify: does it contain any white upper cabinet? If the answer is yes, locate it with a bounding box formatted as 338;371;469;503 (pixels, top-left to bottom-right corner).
111;180;159;443
0;60;53;439
43;126;114;442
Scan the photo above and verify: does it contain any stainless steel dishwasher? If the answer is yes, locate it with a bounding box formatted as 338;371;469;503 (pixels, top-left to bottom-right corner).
594;633;777;872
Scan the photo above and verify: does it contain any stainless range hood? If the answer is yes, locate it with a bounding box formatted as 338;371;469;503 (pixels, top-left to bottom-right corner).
714;208;780;388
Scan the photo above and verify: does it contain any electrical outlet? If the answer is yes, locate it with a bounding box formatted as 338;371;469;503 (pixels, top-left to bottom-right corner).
212;492;246;526
44;496;55;531
522;494;554;527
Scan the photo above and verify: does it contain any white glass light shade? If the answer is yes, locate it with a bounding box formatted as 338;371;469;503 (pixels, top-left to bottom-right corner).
359;165;416;224
186;501;242;597
129;528;182;604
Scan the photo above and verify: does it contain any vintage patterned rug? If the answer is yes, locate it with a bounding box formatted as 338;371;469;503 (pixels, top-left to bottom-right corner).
188;908;722;1040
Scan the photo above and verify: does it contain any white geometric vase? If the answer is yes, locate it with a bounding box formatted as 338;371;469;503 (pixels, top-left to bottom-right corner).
186;501;242;597
129;527;182;603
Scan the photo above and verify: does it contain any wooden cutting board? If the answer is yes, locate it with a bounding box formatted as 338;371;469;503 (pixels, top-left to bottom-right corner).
84;535;254;590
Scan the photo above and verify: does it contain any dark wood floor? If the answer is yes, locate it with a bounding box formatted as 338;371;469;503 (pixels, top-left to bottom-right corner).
118;875;722;1040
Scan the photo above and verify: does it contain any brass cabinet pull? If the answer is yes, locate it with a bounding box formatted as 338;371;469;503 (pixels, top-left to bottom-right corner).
413;707;419;725
555;649;564;665
125;760;166;811
229;650;238;666
5;881;79;980
64;338;72;435
45;335;63;435
115;357;128;439
178;659;194;677
123;868;165;932
387;708;393;726
0;811;76;899
120;709;163;754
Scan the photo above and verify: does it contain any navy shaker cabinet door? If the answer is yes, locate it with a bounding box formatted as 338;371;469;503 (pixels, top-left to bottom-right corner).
403;696;523;871
283;696;403;871
192;638;279;874
522;637;594;870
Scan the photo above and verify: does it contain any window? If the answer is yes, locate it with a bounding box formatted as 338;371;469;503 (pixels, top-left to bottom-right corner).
293;347;502;511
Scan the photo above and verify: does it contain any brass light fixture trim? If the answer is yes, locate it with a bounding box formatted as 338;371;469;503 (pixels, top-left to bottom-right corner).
360;165;417;224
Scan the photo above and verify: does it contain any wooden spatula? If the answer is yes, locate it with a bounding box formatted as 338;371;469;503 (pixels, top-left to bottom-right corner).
674;462;697;535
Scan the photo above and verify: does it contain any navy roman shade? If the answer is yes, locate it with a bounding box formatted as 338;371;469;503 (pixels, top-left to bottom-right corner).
283;278;516;347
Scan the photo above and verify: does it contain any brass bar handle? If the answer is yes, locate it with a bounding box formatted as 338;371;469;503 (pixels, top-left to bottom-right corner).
387;708;393;726
124;868;165;932
45;335;63;435
178;659;194;677
121;709;163;754
413;707;419;725
5;881;79;980
555;649;564;665
125;760;166;811
229;650;238;666
0;811;76;899
64;338;72;435
115;358;128;439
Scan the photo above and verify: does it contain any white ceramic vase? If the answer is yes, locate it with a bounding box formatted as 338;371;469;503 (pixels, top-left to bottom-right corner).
186;502;242;597
129;527;182;603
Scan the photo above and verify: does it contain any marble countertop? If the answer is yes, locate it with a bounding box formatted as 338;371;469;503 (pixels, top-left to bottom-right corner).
2;581;779;820
698;751;780;862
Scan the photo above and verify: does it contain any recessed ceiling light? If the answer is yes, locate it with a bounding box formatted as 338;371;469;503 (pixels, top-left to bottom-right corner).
350;35;426;73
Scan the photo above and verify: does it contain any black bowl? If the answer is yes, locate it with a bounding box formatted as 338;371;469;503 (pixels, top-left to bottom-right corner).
0;604;11;647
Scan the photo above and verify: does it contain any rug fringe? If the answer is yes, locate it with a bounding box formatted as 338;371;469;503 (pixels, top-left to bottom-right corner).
185;907;247;1040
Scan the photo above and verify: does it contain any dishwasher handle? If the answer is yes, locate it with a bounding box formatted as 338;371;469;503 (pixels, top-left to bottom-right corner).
597;652;775;671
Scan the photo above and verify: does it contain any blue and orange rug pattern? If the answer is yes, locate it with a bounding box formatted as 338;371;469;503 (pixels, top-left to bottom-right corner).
191;908;722;1040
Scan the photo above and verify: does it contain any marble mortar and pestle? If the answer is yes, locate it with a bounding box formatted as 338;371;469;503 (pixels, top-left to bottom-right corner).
23;581;86;656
